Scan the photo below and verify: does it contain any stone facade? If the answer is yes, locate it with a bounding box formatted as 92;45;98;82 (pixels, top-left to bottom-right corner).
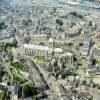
24;44;63;58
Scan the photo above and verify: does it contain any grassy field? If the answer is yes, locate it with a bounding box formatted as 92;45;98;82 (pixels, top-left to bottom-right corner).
11;62;27;72
35;56;48;64
0;91;3;99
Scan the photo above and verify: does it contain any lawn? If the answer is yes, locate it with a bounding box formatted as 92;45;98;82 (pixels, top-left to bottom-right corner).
0;91;3;99
11;62;27;72
63;63;71;68
0;42;17;53
6;46;11;53
10;66;28;84
35;56;48;63
14;75;28;84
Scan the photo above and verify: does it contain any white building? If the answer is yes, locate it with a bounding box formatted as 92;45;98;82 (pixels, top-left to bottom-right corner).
23;44;63;58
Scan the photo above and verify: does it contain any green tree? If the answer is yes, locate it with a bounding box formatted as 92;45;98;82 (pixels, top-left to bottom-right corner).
23;84;38;98
22;20;28;26
13;38;18;47
8;53;14;65
56;19;63;26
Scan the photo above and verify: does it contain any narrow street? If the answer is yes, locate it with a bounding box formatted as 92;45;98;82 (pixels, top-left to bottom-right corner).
0;55;13;81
